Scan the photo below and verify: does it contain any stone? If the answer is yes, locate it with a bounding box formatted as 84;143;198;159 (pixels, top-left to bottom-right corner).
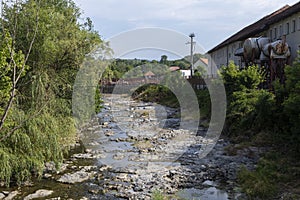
24;189;53;200
99;165;111;172
44;162;56;173
3;191;19;200
104;131;114;136
113;153;125;160
43;173;52;179
103;122;109;126
57;170;95;184
57;163;68;174
72;153;103;159
88;189;103;195
202;180;215;186
0;193;5;200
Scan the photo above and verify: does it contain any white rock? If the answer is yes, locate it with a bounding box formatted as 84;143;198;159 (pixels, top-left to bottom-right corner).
3;191;19;200
24;189;53;200
0;193;5;200
57;170;95;184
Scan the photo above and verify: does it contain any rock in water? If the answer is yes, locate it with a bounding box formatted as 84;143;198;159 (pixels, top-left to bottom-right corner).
0;193;5;200
24;190;53;200
57;170;94;184
3;191;19;200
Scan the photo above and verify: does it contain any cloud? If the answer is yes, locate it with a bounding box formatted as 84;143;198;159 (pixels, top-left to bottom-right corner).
74;0;299;50
76;0;297;22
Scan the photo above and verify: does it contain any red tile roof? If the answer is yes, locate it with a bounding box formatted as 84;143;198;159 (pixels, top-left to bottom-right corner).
200;58;208;65
144;71;155;76
169;66;180;71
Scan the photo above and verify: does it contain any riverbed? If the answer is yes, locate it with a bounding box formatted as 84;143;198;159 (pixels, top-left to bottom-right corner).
0;94;262;200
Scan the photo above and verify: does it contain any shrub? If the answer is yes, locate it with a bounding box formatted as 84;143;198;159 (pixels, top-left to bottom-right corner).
152;190;165;200
238;161;278;199
228;89;275;132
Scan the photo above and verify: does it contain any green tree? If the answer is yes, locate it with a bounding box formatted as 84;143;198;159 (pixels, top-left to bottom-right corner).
159;55;168;65
221;62;275;133
0;33;29;133
281;52;300;155
221;62;263;101
0;0;103;185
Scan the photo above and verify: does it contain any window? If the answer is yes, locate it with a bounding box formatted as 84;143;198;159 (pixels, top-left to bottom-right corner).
279;25;282;37
286;22;290;34
299;17;300;30
269;29;273;38
292;19;296;32
274;27;277;39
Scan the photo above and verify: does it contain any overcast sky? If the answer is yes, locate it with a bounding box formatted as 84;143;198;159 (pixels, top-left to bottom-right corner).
74;0;299;59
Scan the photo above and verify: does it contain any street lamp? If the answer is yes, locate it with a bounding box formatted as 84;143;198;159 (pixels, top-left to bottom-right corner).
189;33;195;77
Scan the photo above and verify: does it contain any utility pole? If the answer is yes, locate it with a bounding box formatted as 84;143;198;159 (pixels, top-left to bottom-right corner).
188;33;195;78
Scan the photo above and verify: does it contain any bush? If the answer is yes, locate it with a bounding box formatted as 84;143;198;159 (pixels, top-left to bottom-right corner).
196;89;211;119
0;108;76;186
228;89;275;133
151;190;165;200
221;62;263;101
132;84;179;108
221;62;275;134
238;160;278;199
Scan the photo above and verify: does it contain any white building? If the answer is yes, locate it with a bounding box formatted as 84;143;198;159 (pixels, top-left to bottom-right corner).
208;2;300;73
180;70;191;79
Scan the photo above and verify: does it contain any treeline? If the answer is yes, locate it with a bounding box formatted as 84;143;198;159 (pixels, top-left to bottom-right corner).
101;54;207;81
0;0;102;185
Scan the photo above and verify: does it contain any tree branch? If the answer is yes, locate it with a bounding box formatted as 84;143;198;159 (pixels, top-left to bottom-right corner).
16;0;40;83
0;0;40;133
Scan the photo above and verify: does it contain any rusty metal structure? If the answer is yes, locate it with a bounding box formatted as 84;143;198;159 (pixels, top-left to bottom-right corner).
235;35;291;87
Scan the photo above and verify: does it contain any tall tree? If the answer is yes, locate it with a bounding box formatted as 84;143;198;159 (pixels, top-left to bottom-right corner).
159;55;168;64
0;0;104;185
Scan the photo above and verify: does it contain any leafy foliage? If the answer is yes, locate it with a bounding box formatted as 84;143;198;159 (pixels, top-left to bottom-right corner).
132;84;179;108
221;62;263;100
0;0;103;185
223;53;300;198
220;62;274;134
228;89;275;132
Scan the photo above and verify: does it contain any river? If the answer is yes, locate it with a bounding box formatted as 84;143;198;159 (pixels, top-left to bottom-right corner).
0;94;260;199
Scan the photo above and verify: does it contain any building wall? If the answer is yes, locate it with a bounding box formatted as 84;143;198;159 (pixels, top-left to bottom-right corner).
180;70;191;79
209;41;243;75
209;10;300;74
267;12;300;62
